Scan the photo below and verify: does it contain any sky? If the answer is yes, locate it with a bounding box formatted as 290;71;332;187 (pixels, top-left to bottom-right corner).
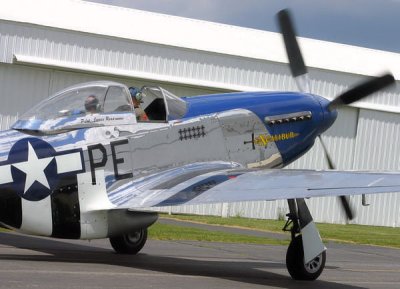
87;0;400;53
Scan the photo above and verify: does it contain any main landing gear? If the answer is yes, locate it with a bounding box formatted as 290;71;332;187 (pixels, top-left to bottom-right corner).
283;199;326;280
109;228;148;254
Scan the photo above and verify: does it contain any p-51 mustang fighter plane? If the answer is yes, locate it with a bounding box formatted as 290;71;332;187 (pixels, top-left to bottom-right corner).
0;10;398;281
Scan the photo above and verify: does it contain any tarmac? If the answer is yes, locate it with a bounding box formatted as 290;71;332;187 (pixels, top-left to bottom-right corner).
0;218;399;289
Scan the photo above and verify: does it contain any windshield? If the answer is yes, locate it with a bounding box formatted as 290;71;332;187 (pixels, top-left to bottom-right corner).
140;86;187;120
13;81;135;133
20;82;133;121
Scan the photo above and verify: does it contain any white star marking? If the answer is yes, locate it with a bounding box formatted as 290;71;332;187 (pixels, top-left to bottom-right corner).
12;142;54;193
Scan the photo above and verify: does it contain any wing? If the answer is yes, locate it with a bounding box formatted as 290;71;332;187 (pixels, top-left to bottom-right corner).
182;170;400;205
106;164;400;209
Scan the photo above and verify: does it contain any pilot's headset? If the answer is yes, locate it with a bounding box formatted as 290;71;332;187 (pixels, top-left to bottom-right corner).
129;87;143;105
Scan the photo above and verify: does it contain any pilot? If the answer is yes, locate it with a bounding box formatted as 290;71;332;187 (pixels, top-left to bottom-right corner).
129;87;149;121
85;95;100;114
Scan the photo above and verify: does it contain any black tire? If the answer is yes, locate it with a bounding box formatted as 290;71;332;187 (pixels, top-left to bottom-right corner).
109;228;148;254
286;235;326;280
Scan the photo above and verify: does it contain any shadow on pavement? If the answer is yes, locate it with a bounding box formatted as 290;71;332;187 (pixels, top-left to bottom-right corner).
0;232;366;289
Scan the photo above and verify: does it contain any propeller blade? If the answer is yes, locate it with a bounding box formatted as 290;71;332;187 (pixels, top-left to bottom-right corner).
318;136;335;170
328;73;395;111
277;9;310;92
318;136;355;220
339;196;354;221
277;9;307;77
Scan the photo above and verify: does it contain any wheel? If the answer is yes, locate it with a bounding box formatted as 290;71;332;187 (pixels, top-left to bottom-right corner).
109;228;148;254
286;235;326;280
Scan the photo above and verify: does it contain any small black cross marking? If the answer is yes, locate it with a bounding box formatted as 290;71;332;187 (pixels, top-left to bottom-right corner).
243;133;255;150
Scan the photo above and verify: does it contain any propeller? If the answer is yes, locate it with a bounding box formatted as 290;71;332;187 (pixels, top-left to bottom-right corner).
276;9;395;220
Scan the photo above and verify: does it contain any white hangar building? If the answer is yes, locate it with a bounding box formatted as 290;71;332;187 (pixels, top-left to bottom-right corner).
1;0;400;226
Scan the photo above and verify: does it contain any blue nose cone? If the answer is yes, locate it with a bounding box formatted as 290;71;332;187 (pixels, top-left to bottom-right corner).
315;95;338;135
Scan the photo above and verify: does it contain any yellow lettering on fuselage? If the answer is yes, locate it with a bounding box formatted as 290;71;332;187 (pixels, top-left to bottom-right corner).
254;132;299;147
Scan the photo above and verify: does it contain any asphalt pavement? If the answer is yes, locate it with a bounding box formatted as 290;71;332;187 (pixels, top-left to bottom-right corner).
0;219;399;289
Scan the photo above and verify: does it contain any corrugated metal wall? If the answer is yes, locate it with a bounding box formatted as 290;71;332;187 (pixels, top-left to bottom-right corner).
0;20;400;227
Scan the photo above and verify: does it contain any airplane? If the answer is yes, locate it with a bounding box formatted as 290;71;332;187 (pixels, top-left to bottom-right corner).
0;9;398;281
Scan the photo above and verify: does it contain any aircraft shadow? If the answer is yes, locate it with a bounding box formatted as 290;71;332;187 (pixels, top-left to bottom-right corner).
0;232;366;289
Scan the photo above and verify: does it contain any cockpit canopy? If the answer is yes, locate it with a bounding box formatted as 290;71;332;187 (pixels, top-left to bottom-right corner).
12;81;187;134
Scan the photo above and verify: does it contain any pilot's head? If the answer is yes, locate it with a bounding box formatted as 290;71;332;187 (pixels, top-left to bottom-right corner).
129;87;142;108
85;95;100;113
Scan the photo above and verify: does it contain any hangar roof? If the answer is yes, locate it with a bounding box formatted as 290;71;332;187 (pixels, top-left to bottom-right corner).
1;0;400;80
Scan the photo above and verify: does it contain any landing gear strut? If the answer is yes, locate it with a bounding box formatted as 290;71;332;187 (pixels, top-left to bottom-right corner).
283;199;326;280
109;228;148;254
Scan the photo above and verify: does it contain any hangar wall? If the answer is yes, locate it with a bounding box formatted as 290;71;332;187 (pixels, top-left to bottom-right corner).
0;15;400;227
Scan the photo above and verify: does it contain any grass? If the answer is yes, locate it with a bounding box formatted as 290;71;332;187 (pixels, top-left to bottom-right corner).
148;222;288;245
157;214;400;248
161;214;287;233
1;214;398;248
317;222;400;248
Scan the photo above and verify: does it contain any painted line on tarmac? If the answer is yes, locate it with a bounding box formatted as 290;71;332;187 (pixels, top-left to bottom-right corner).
0;269;214;279
177;256;282;264
341;268;400;273
329;281;400;285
